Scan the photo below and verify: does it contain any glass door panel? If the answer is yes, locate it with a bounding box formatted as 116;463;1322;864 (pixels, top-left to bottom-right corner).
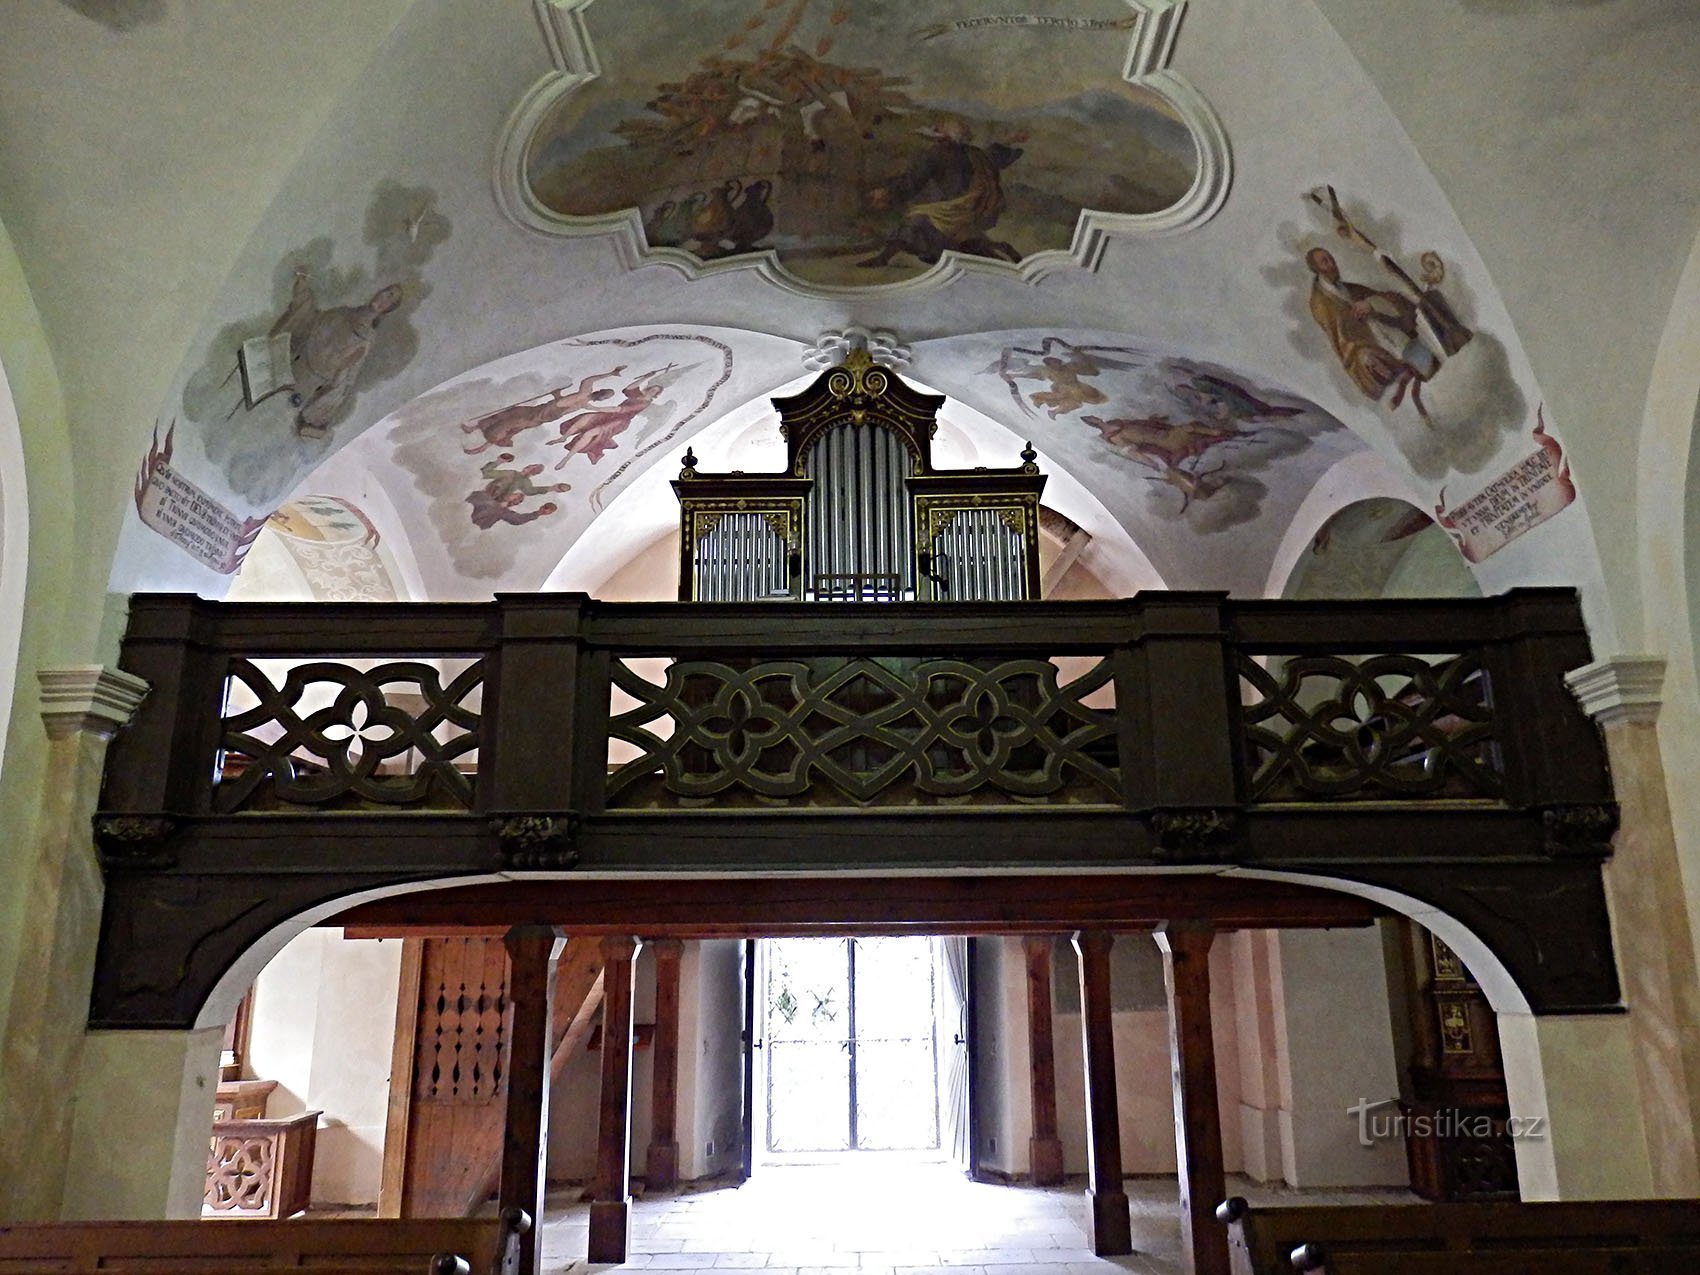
761;936;941;1157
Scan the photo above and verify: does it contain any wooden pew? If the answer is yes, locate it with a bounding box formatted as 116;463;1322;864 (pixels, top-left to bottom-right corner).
0;1211;526;1273
1217;1196;1700;1274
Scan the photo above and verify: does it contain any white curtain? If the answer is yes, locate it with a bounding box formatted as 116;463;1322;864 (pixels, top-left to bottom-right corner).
936;936;971;1170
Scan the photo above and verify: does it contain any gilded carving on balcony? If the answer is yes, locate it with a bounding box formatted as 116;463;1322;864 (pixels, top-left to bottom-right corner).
216;658;482;811
1238;650;1502;801
606;655;1119;808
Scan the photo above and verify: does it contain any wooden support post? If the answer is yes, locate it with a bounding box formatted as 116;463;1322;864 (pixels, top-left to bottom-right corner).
1156;921;1228;1275
1072;930;1131;1256
1023;935;1065;1186
646;938;685;1192
589;935;642;1265
497;926;562;1275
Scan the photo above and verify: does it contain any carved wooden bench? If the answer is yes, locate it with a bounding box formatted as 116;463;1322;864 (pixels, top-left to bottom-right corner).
0;1210;528;1273
1217;1196;1700;1273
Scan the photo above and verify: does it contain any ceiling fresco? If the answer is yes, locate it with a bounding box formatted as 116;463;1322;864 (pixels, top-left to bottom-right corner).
1272;185;1528;482
365;325;804;590
309;326;1405;602
506;0;1221;292
79;1;1595;610
911;330;1374;592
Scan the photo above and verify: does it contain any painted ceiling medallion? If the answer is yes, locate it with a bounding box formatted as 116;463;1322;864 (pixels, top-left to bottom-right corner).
495;0;1230;297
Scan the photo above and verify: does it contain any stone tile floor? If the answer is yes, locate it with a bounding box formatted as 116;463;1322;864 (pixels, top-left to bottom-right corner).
540;1160;1416;1274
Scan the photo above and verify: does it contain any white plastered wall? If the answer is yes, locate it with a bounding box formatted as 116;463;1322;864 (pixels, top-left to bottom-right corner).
245;930;405;1205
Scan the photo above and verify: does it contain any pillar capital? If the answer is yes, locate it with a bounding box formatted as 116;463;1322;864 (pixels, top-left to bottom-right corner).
600;934;642;961
37;664;149;741
1155;919;1216;958
1565;656;1665;727
1072;929;1114;959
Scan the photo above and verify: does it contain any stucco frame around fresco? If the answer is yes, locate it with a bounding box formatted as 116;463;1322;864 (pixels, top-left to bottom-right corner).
492;0;1232;298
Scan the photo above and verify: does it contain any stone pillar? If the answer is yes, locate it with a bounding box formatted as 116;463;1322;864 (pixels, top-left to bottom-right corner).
1156;922;1229;1275
590;935;641;1265
1227;930;1285;1183
1072;930;1131;1257
60;1026;224;1219
1566;656;1700;1195
0;665;148;1220
1498;1011;1655;1200
498;926;563;1275
1022;935;1065;1185
1266;928;1405;1188
645;938;684;1191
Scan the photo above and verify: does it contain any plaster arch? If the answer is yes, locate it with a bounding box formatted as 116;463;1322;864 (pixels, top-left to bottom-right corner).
170;861;1632;1209
1278;494;1478;602
1263;451;1431;600
0;346;27;778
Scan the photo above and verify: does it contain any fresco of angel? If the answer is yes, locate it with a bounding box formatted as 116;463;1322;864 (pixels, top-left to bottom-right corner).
992;338;1144;418
459;368;627;454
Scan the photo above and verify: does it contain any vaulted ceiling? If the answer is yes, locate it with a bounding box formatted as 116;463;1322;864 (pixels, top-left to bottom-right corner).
4;0;1699;639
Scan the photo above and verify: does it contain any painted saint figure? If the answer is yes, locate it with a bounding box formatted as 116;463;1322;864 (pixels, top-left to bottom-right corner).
858;119;1023;268
1301;186;1477;422
270;268;404;437
1305;247;1433;421
459;367;627;454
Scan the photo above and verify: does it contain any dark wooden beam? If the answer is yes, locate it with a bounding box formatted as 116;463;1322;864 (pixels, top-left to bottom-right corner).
1157;921;1229;1275
1022;935;1065;1186
588;936;641;1265
335;873;1380;938
497;926;561;1275
645;939;684;1192
1073;930;1131;1257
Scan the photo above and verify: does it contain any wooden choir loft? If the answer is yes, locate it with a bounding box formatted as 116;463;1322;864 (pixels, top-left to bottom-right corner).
30;350;1695;1274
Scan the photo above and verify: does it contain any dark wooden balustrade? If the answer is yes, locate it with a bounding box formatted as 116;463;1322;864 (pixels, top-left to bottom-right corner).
89;589;1620;1030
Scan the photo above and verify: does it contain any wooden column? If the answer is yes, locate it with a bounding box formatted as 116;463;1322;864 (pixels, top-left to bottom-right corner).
645;938;685;1191
497;926;562;1275
589;935;642;1265
1156;921;1228;1275
1072;930;1131;1256
1023;935;1065;1186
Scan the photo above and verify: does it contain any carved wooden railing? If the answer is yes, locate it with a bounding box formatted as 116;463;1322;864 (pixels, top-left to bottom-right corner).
90;590;1619;1028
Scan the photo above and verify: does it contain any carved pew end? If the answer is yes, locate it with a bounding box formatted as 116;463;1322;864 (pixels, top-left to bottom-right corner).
1216;1196;1249;1224
496;1207;533;1275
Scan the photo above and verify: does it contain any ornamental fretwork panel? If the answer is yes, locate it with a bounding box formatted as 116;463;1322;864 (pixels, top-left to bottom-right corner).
1237;650;1503;803
217;657;482;812
606;654;1119;809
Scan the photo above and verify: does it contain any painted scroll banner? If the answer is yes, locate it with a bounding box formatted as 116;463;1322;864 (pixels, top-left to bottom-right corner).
134;424;268;574
912;15;1139;40
1434;412;1575;563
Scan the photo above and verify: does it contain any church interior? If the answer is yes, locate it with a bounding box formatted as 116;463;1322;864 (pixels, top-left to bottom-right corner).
5;2;1700;1273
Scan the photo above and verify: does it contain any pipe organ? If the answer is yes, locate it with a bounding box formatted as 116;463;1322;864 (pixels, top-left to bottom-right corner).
675;350;1045;601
